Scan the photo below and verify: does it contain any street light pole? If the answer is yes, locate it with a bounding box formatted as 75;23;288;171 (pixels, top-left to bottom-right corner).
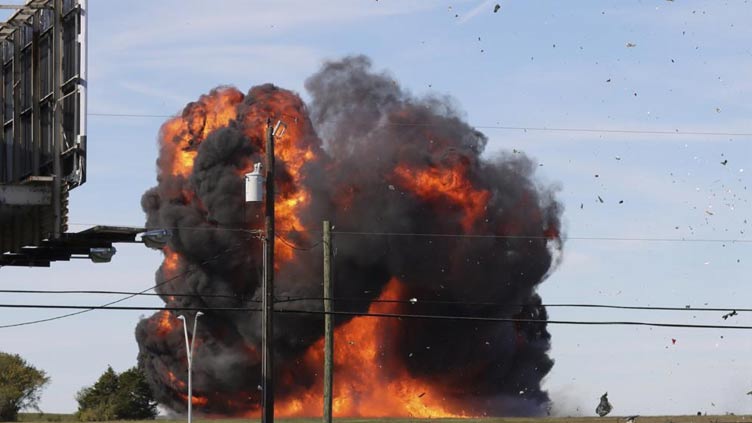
177;312;204;423
262;119;276;423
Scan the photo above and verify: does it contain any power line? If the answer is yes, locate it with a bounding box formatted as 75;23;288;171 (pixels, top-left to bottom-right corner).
1;290;745;314
0;303;750;330
275;234;321;251
275;309;752;330
87;112;752;137
274;297;749;313
0;242;243;329
0;289;260;302
64;223;752;244
331;230;752;244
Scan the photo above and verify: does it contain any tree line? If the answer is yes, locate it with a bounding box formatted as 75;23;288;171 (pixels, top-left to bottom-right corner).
0;352;157;422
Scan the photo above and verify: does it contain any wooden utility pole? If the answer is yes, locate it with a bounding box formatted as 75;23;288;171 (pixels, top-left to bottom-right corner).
322;221;333;423
262;119;275;423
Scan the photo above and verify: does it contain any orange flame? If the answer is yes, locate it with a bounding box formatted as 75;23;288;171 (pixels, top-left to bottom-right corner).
178;393;209;407
161;88;244;178
167;371;187;390
270;278;466;418
156;311;177;337
234;89;321;264
393;164;490;231
162;246;180;277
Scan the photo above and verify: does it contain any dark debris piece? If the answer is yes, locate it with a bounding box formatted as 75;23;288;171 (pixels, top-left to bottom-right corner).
596;392;613;417
721;159;728;165
722;310;738;320
598;195;604;203
494;3;501;13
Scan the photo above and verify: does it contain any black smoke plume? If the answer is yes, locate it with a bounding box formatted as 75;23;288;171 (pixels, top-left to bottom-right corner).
136;55;564;417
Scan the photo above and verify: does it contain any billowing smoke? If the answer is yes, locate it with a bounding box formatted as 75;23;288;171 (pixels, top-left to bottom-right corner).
136;56;564;417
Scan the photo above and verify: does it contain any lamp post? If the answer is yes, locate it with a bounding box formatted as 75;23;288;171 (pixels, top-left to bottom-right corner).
177;311;203;423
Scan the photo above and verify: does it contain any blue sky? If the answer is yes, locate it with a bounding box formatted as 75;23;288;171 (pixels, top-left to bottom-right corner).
1;0;751;416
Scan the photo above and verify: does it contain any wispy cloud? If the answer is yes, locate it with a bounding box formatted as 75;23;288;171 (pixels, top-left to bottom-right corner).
93;0;438;52
458;0;495;24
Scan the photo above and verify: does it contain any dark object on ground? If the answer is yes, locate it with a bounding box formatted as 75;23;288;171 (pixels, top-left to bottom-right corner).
596;392;613;417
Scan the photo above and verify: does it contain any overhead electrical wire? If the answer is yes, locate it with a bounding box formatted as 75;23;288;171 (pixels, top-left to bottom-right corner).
87;112;752;138
330;230;751;243
0;289;259;301
64;223;752;244
2;289;746;313
0;242;244;329
0;303;750;330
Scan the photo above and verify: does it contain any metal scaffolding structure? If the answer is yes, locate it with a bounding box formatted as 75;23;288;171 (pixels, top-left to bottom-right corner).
0;0;89;264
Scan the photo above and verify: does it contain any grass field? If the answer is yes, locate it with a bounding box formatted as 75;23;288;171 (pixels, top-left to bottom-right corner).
17;415;752;423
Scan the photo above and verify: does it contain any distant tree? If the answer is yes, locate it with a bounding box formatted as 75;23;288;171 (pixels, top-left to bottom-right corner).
76;366;157;421
0;352;50;421
112;368;157;420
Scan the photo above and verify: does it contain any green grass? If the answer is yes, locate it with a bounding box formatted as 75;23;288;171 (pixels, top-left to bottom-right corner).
17;416;752;423
18;413;72;422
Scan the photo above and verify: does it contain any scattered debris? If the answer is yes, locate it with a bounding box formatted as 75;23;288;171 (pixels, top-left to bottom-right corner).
705;210;714;216
721;159;728;165
388;184;396;191
672;338;677;344
418;392;426;398
494;3;501;13
606;78;611;83
580;203;584;209
747;390;752;395
409;297;418;304
722;310;738;320
597;195;604;203
596;392;613;417
618;200;624;204
626;415;640;423
626;42;637;48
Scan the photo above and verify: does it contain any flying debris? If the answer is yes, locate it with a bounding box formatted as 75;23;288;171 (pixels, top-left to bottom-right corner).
722;310;738;320
596;392;613;417
494;3;501;13
598;195;604;203
626;42;637;48
721;159;728;165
